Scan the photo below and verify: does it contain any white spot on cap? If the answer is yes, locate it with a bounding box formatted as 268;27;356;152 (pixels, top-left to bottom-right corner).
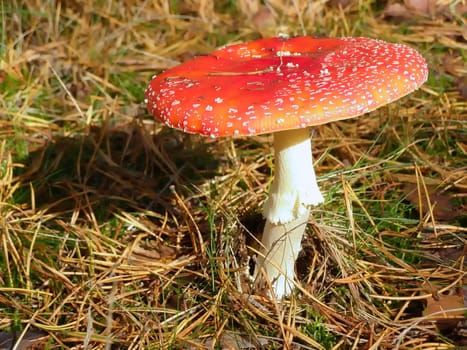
276;51;292;57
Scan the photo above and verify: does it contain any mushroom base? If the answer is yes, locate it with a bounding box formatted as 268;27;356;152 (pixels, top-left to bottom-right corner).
254;209;310;298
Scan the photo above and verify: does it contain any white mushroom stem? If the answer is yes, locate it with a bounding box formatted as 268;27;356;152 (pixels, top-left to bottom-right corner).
255;128;324;298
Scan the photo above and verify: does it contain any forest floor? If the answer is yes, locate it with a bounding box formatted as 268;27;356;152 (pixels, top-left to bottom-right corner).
0;0;466;349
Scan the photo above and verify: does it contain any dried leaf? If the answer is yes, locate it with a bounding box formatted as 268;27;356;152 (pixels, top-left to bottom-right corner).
252;6;277;37
403;184;461;221
424;293;465;320
383;3;412;18
187;332;269;350
0;330;48;350
383;0;451;18
457;77;467;100
406;0;433;15
205;333;269;350
434;245;467;264
128;239;177;265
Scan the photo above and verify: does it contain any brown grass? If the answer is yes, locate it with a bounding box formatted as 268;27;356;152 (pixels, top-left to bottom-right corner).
0;0;465;349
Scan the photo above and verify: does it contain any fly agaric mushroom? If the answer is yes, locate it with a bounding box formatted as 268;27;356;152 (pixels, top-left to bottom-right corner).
145;36;428;298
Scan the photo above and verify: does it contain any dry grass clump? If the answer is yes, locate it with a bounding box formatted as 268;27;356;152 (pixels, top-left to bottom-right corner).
0;0;465;349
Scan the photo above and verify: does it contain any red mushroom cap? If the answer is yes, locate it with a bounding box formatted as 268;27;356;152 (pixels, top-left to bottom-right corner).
145;36;428;138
